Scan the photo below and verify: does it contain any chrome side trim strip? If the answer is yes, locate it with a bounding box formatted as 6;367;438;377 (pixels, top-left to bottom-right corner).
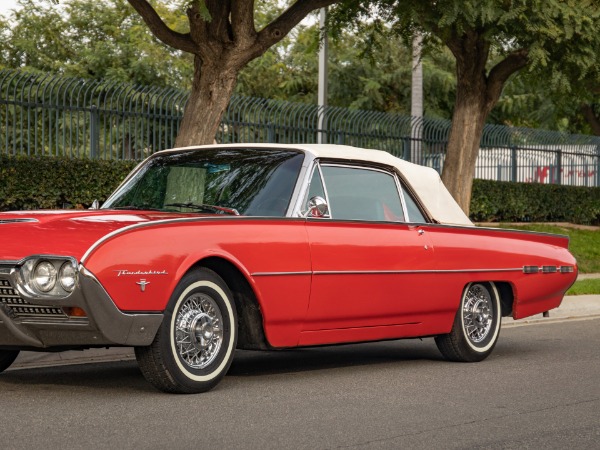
251;268;523;277
80;216;305;264
81;217;225;263
252;271;312;277
0;218;39;224
313;268;523;275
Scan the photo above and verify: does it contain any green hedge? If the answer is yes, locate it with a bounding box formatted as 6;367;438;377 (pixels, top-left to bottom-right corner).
1;156;599;224
471;179;600;225
0;155;136;210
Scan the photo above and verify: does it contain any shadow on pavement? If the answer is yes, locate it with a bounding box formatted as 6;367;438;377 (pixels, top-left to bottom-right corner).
0;331;540;392
0;360;157;393
229;339;449;377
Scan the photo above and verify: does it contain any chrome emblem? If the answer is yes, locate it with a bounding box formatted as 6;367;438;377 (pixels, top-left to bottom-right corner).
115;269;168;277
136;279;150;292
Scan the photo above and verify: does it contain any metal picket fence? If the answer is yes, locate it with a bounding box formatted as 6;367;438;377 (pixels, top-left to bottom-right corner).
1;69;599;187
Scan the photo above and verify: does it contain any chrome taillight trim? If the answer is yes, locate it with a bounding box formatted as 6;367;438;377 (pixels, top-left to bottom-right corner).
523;265;575;274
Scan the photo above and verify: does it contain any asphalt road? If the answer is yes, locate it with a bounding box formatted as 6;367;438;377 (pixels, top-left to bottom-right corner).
1;318;599;450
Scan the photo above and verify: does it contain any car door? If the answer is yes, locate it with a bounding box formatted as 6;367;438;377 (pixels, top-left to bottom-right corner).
301;162;437;343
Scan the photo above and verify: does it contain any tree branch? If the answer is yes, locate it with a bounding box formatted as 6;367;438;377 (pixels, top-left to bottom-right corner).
127;0;196;54
231;0;256;44
581;103;600;136
255;0;339;55
487;48;529;99
205;0;233;44
445;29;489;77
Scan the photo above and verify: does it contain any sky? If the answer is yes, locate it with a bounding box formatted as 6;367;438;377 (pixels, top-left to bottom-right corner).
0;0;21;17
0;1;321;25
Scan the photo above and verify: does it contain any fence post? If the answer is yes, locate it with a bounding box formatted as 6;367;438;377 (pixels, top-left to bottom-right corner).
267;123;276;143
90;105;99;159
337;132;344;145
511;146;518;182
555;148;562;185
597;147;600;187
403;137;411;161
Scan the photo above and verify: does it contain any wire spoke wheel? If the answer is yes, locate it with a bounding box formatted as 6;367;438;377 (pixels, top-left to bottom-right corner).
135;268;237;394
462;284;494;344
174;293;224;370
435;282;501;362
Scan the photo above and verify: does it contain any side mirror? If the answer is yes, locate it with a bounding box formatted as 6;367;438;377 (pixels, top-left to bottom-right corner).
89;200;100;210
306;196;329;218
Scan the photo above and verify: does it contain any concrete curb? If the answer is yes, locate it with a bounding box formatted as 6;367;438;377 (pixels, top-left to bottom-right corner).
577;273;600;280
8;295;600;371
503;295;600;327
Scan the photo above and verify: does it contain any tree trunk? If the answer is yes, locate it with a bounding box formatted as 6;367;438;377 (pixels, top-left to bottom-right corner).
441;32;528;215
581;103;600;136
175;57;238;147
441;36;490;215
441;89;489;215
127;0;342;147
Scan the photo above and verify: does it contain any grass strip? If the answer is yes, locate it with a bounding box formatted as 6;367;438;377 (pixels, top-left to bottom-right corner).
566;279;600;296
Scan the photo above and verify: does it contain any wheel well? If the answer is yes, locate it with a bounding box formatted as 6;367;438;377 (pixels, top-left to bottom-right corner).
192;257;271;350
493;281;514;317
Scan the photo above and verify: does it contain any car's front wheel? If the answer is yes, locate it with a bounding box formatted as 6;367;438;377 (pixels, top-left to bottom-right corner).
435;282;501;362
0;350;19;373
135;267;238;393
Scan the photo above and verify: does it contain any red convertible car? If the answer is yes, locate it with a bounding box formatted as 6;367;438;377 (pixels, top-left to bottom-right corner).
0;144;577;393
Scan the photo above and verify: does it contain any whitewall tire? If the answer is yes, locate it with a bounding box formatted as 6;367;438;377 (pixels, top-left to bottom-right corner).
435;282;501;362
135;268;237;393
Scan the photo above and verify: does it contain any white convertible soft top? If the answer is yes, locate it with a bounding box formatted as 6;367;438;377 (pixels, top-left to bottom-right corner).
160;143;473;226
298;144;473;226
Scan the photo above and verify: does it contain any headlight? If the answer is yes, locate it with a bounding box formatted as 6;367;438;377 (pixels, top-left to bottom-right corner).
32;260;57;292
59;261;77;292
17;256;79;297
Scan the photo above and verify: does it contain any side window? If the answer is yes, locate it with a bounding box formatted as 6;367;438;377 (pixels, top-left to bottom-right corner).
320;165;404;221
301;165;328;216
402;188;427;223
306;165;326;202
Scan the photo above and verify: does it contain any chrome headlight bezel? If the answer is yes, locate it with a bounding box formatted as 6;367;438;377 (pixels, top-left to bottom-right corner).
59;261;78;292
32;260;57;292
17;256;79;298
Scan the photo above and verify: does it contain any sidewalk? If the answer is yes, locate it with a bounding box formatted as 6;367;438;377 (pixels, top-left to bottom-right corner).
9;294;600;371
577;273;600;280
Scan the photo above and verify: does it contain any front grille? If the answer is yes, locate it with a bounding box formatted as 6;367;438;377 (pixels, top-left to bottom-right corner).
0;278;67;319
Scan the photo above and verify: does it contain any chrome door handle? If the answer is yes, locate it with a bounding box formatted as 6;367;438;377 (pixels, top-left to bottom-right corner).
418;229;425;235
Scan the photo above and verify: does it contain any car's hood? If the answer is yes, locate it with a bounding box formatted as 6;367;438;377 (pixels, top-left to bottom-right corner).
0;209;204;262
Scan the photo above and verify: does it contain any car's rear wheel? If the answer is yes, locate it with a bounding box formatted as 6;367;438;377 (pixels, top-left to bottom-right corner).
0;350;19;373
135;267;237;393
435;282;501;362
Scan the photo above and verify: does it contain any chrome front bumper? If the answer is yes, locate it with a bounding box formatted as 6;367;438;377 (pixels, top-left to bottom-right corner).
0;265;163;349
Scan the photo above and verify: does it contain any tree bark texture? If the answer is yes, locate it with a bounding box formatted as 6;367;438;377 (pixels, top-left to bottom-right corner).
128;0;339;146
175;58;238;146
441;30;528;214
581;104;600;136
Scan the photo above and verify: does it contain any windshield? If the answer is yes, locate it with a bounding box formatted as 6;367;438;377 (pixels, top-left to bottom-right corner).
103;147;305;216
